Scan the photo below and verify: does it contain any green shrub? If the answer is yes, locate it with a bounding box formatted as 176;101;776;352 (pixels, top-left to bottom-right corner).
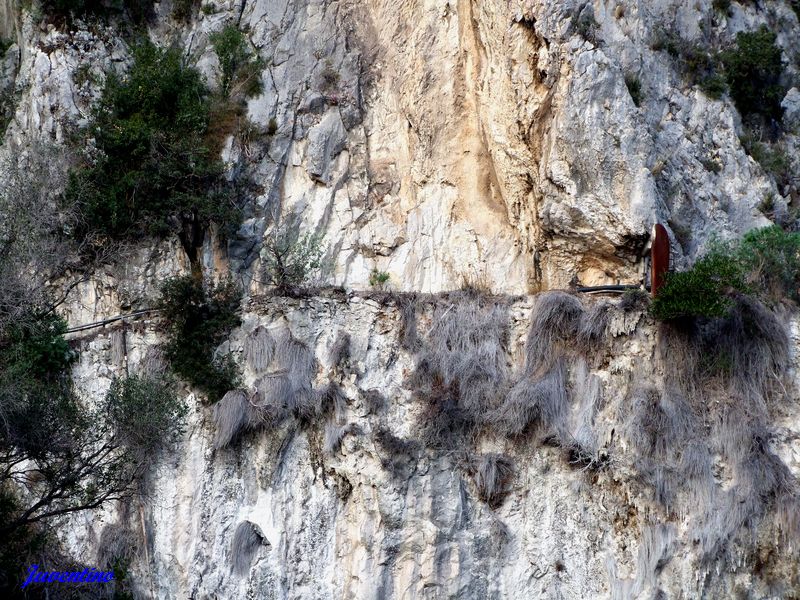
573;11;599;43
652;226;800;320
65;41;237;257
369;269;390;289
624;74;642;107
0;311;190;564
319;59;339;91
679;44;729;99
172;0;198;21
650;26;681;57
0;313;79;458
0;313;75;382
651;248;748;320
261;216;323;291
738;225;800;302
712;0;731;14
0;89;17;139
721;26;785;121
740;133;791;186
699;72;727;99
700;156;722;174
159;275;242;402
210;26;263;98
104;374;187;460
41;0;154;23
759;192;776;215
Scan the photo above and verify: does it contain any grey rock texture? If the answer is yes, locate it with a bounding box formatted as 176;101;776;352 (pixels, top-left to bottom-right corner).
784;87;800;131
61;293;800;599
0;0;799;598
5;0;796;292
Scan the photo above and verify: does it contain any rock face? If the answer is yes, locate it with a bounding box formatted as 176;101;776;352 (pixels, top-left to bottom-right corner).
63;292;800;599
5;0;794;293
2;0;800;598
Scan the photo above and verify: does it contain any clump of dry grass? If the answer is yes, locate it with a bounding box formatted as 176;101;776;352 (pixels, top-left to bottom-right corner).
472;453;514;508
316;381;347;422
140;345;168;377
374;426;420;477
328;330;351;368
524;291;584;375
491;359;568;437
409;295;510;448
96;522;137;570
323;420;357;455
211;389;262;449
399;294;420;351
255;331;317;418
624;294;797;565
244;326;275;373
230;521;267;575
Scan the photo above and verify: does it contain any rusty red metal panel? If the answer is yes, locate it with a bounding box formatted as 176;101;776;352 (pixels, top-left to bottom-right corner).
651;223;670;297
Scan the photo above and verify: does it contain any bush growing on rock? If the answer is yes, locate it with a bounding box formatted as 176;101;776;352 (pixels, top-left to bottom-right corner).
737;225;800;302
739;133;791;188
66;41;239;263
624;74;642;107
210;25;263;98
409;293;511;449
212;329;335;449
42;0;155;23
721;26;785;122
260;215;323;292
104;374;187;463
0;315;187;592
369;269;390;290
172;0;198;21
159;274;242;402
651;248;748;320
652;226;800;320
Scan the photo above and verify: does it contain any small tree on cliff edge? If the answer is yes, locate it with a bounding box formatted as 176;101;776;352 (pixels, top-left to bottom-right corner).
261;214;323;292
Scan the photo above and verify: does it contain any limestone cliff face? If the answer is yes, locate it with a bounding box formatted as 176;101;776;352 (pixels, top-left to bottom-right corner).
1;0;800;598
62;293;800;599
5;0;797;293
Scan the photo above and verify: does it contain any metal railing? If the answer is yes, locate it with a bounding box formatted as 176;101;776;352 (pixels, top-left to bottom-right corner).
64;309;161;334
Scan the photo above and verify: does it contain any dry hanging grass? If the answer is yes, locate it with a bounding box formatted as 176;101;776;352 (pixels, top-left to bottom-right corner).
230;520;267;575
244;326;275;373
472;453;514;508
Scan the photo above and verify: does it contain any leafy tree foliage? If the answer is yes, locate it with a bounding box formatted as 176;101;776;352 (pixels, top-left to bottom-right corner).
652;226;800;320
0;311;186;593
159;275;242;402
721;27;785;121
261;215;323;292
651;250;748;320
0;315;185;536
738;225;800;302
42;0;155;24
66;41;239;263
210;26;263;98
105;375;188;463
